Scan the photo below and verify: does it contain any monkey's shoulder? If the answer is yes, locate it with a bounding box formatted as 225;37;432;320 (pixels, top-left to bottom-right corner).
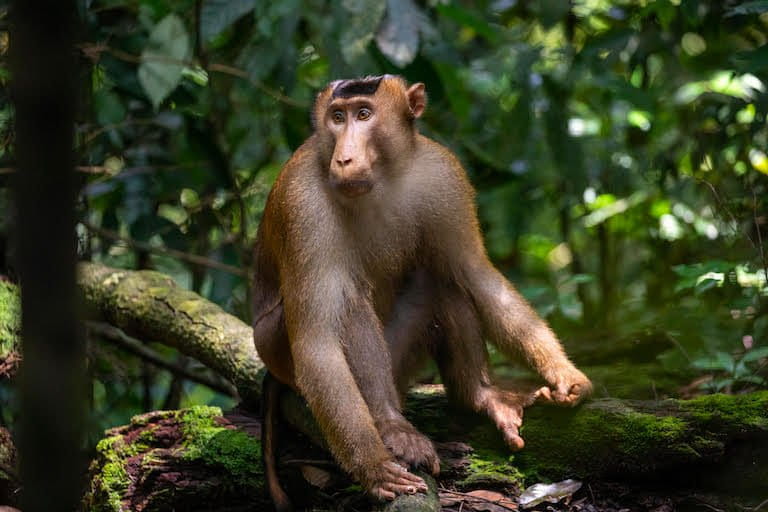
273;137;323;187
413;135;475;197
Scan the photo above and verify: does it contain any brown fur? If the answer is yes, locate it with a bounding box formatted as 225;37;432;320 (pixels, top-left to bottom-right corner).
253;75;592;504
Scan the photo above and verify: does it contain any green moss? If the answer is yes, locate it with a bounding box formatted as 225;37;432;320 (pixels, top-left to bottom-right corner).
89;435;131;512
87;406;266;510
457;449;525;488
179;406;263;488
0;280;20;354
516;399;697;479
682;392;768;430
619;413;688;456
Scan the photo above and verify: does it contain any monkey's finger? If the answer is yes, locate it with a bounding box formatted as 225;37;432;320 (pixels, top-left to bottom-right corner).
385;482;427;496
418;452;441;476
552;384;577;404
533;386;553;403
372;487;397;501
396;474;426;487
385;475;428;493
502;426;525;451
430;457;441;476
569;382;591;401
384;463;427;487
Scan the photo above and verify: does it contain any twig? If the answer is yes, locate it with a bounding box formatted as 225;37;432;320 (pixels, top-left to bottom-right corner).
82;222;247;277
738;496;768;511
438;487;518;511
1;166;111;174
81;117;157;144
699;178;757;249
752;186;768;289
207;62;306;107
694;497;725;512
87;321;238;397
79;43;307;108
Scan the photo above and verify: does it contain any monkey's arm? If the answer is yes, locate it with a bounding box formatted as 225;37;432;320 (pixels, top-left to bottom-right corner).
429;156;591;405
464;259;591;403
280;266;427;499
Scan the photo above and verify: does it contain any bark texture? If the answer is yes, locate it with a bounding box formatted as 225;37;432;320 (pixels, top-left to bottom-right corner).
78;262;264;406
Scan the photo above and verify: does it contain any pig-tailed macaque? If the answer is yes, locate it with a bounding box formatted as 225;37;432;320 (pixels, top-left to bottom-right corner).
252;75;591;508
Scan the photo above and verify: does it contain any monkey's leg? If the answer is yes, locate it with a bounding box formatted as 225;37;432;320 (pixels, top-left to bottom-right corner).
253;300;296;388
344;296;440;475
255;297;427;499
433;286;540;450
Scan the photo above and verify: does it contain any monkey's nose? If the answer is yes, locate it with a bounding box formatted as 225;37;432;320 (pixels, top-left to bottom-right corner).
336;157;353;167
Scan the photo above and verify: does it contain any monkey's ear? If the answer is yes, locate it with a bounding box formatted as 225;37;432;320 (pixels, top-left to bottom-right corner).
406;83;426;119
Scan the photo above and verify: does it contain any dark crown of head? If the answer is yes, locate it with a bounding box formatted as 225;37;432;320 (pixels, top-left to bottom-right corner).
331;75;386;99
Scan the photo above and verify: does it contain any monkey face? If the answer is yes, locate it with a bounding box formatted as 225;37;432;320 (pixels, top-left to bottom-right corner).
313;76;427;199
324;98;378;198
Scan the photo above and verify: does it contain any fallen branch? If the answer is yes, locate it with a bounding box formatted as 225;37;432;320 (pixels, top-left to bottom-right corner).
87;321;237;397
77;262;263;406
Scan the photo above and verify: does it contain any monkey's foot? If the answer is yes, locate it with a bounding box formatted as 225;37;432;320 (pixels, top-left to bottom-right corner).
366;460;428;501
537;368;593;406
480;387;541;451
378;419;441;475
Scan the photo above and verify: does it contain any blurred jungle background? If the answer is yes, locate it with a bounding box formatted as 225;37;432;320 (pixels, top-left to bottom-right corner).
0;0;767;494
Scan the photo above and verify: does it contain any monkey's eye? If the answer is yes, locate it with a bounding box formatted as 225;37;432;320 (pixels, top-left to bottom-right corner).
331;110;345;124
357;108;372;121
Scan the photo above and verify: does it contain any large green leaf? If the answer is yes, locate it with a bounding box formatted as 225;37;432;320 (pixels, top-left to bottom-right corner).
138;14;191;110
732;44;768;72
200;0;255;42
340;0;386;64
726;0;768;16
375;0;422;67
435;4;500;44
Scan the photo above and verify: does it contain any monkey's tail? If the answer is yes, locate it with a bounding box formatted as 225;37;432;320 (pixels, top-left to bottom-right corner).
262;371;293;512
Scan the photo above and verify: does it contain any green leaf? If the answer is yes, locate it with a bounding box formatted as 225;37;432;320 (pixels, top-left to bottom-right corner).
691;351;735;373
200;0;255;42
436;4;500;44
93;89;126;125
529;0;570;28
741;346;768;364
733;360;750;378
726;0;768;16
138;14;191;110
340;0;386;64
713;378;735;392
376;0;423;67
736;375;767;386
732;44;768;73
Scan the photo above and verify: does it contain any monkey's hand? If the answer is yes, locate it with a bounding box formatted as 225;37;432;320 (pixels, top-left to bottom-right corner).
536;368;593;407
364;460;429;501
480;387;540;451
378;419;441;475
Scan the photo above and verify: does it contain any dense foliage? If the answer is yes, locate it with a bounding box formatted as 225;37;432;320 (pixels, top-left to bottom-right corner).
0;0;766;434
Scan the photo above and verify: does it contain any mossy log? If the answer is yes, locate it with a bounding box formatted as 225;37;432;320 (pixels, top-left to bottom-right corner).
0;280;20;379
2;264;768;509
82;388;768;511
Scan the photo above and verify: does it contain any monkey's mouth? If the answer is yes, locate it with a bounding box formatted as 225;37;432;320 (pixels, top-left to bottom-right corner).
333;179;374;198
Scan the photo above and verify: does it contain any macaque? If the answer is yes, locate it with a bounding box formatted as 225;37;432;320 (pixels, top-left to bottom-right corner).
252;75;591;507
